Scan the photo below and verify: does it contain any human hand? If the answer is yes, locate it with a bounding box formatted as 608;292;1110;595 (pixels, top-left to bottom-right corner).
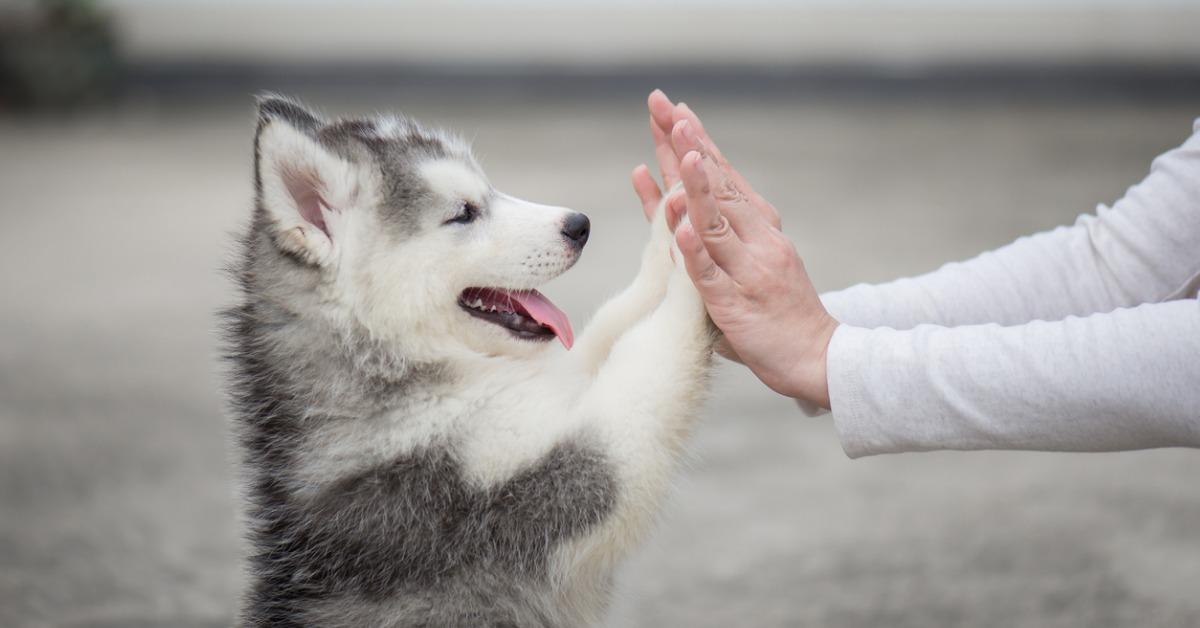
631;90;839;407
633;90;781;362
632;90;782;222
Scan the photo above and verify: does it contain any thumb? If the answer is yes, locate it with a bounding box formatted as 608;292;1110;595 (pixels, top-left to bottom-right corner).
676;222;736;307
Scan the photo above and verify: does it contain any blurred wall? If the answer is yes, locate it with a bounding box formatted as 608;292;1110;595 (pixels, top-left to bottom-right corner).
105;0;1200;69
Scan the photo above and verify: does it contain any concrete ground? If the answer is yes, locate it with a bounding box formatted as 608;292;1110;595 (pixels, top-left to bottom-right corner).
2;90;1198;627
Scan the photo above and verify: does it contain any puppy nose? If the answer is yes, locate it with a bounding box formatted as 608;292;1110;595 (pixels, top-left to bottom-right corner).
561;213;590;248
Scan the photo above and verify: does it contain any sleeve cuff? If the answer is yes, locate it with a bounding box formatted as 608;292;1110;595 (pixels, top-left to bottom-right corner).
825;324;882;459
791;324;877;457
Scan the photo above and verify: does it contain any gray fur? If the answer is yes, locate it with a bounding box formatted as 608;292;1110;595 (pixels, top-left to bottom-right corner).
226;96;617;627
256;93;480;240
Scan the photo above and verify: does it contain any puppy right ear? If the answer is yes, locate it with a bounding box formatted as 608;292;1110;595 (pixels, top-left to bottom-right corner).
254;94;359;266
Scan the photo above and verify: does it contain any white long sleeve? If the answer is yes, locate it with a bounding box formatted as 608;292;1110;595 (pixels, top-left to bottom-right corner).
829;302;1200;458
822;119;1200;329
812;119;1200;458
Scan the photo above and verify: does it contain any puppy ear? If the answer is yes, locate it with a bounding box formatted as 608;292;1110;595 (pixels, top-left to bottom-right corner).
254;94;359;265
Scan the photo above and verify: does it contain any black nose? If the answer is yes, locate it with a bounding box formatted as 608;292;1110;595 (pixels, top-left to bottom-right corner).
561;213;590;248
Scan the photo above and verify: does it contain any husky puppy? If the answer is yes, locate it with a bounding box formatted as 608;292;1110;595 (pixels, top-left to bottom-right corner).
224;95;716;627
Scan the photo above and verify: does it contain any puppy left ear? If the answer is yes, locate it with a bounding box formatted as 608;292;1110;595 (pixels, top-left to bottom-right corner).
254;94;360;265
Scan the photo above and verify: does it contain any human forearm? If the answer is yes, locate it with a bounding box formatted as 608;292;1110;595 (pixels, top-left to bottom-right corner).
823;121;1200;331
827;300;1200;458
818;226;1114;330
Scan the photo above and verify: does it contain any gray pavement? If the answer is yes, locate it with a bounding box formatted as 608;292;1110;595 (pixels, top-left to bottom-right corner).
2;92;1198;627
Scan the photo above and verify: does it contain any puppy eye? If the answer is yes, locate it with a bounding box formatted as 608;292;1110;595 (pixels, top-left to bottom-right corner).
444;201;479;225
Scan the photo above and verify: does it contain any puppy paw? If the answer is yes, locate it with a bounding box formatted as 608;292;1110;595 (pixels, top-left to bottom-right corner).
657;182;686;235
638;184;682;280
666;250;706;317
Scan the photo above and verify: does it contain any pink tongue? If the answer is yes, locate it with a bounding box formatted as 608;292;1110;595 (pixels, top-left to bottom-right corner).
510;289;574;349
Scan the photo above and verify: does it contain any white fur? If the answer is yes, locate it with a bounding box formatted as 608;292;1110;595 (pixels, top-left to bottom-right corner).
262;112;711;626
257;120;370;266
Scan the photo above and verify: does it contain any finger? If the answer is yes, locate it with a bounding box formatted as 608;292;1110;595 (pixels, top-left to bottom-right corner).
672;102;738;184
672;103;755;205
666;189;686;232
678;150;756;280
672;121;771;242
671;103;782;230
631;164;662;221
675;222;737;305
672;102;727;166
648;89;676;137
648;90;681;187
649;114;681;188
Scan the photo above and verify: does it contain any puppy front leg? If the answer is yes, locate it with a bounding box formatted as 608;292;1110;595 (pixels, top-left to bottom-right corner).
570;187;679;374
578;256;717;557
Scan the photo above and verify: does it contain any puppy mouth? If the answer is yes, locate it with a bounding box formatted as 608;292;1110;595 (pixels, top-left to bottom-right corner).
458;287;574;349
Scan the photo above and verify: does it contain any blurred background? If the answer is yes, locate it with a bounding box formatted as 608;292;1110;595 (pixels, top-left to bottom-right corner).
2;1;1199;626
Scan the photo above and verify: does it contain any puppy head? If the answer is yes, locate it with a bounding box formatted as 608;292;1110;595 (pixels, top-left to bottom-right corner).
251;95;587;361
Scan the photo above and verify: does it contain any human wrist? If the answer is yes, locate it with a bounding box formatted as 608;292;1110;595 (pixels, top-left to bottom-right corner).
785;314;838;408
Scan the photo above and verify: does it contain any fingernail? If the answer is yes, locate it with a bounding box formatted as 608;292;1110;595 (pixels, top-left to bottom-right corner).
679;222;698;246
680;121;697;144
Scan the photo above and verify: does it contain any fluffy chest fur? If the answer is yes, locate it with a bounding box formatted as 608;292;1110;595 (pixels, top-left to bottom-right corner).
226;96;715;627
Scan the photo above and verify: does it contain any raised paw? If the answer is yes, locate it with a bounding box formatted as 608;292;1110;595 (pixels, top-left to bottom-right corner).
650;182;684;251
636;183;683;280
666;243;709;323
